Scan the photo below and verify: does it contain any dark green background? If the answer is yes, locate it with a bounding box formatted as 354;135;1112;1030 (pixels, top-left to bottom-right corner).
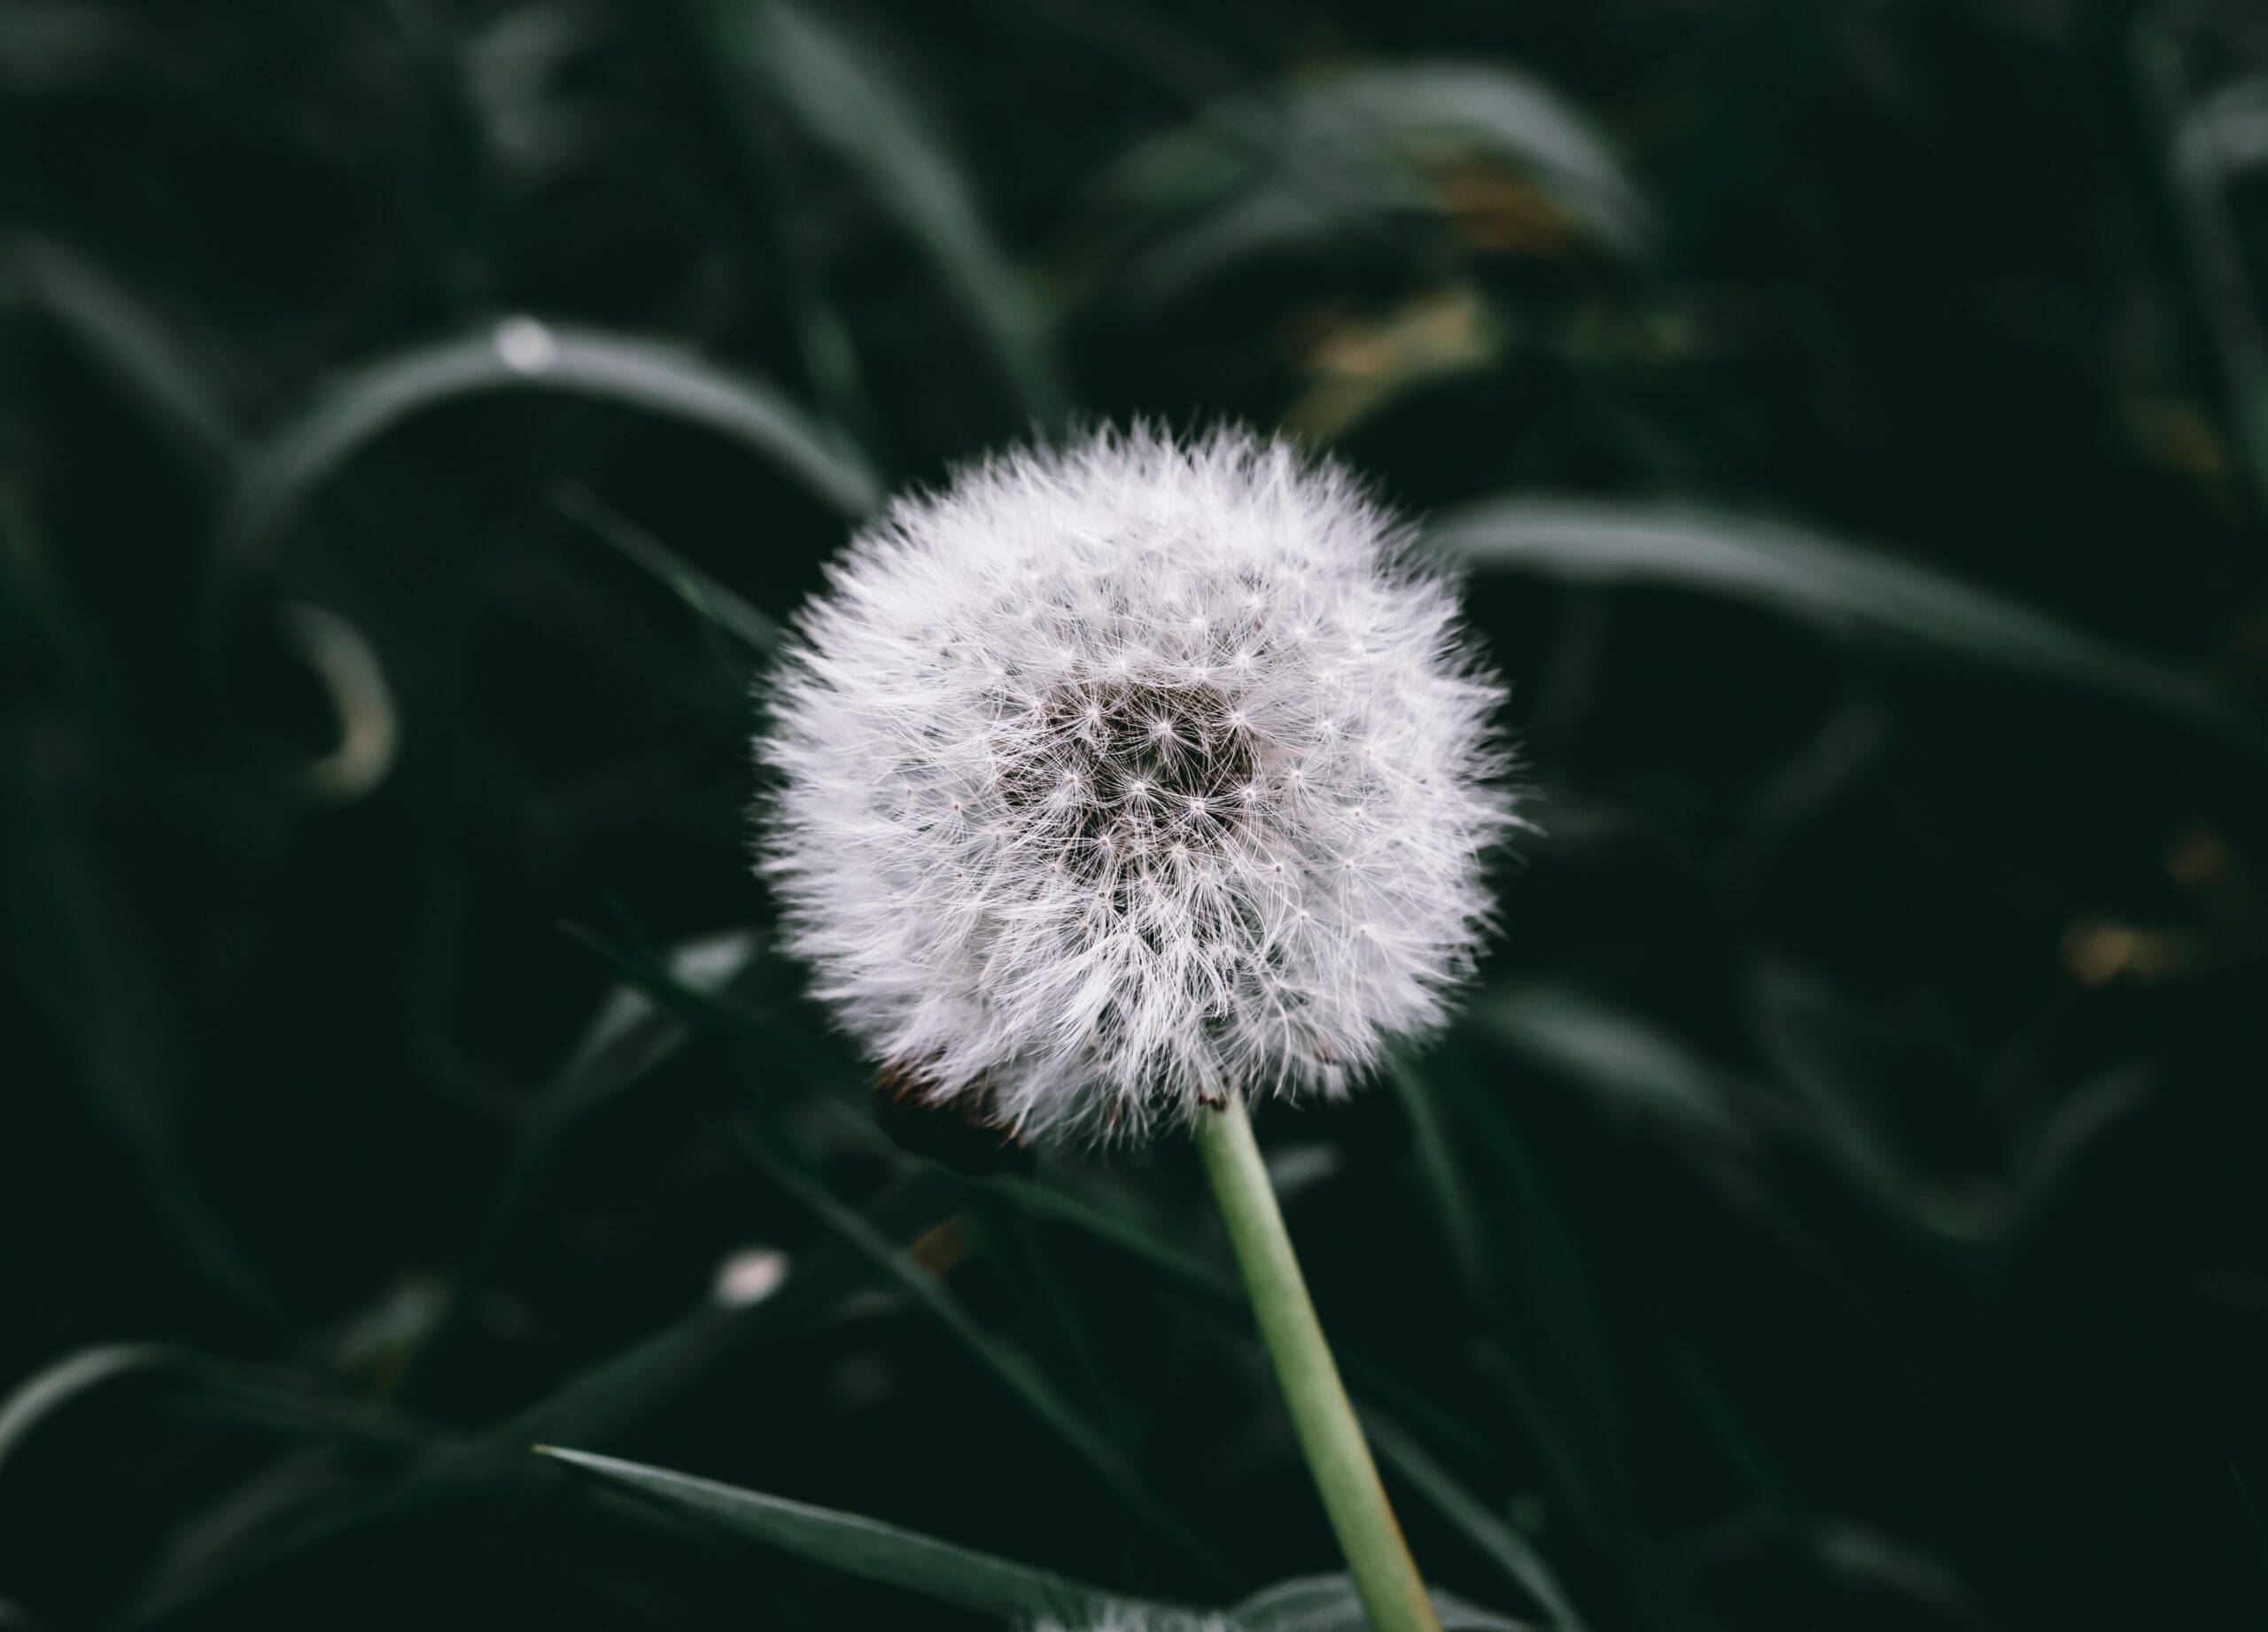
4;2;2266;1628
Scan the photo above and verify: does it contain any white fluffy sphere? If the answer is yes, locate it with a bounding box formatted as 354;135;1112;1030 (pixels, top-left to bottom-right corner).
757;426;1513;1146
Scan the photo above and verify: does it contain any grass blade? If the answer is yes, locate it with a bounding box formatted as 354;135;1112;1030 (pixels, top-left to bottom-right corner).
221;319;881;560
397;930;773;1397
735;1125;1222;1574
1388;1055;1492;1304
535;1445;1164;1623
1476;983;1744;1144
1315;64;1651;254
684;0;1064;418
1744;960;1930;1218
0;231;237;473
1363;1414;1588;1632
1087;61;1650;312
978;1174;1231;1302
9;769;285;1325
545;929;771;1127
126;1245;870;1628
0;1344;422;1493
1433;499;2252;745
2139;22;2268;517
552;485;783;654
0;1344;176;1479
973;1163;1551;1528
560;920;867;1094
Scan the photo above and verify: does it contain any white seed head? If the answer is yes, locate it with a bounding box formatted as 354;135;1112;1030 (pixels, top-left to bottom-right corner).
757;426;1513;1146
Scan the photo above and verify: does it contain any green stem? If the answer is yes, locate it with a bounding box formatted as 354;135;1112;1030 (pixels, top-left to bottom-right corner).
1194;1092;1442;1632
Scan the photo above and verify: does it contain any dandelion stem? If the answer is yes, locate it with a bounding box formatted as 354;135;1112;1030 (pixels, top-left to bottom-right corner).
1195;1092;1441;1632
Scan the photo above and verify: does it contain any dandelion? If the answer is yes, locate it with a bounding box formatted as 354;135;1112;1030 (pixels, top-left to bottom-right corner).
757;425;1515;1632
757;424;1510;1146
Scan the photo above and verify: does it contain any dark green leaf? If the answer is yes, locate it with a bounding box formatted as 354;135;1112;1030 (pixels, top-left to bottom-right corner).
553;486;783;655
1314;64;1651;253
126;1258;864;1628
0;1344;176;1477
1744;960;1931;1216
1476;982;1744;1143
0;1344;421;1488
1423;1044;1619;1539
1433;500;2251;745
736;1125;1221;1573
2140;23;2268;516
560;920;867;1093
1363;1413;1588;1631
1388;1054;1493;1306
0;231;236;471
686;0;1064;418
221;320;880;561
1089;62;1650;310
2012;1066;2153;1221
8;771;284;1324
980;1173;1234;1304
394;929;773;1400
535;1445;1162;1623
542;929;768;1128
2178;77;2268;180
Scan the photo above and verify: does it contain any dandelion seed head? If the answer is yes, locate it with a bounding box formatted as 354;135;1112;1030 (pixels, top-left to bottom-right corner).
757;425;1513;1146
1029;1614;1233;1632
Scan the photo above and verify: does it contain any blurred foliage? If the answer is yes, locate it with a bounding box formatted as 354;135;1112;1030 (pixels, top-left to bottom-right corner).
4;1;2268;1628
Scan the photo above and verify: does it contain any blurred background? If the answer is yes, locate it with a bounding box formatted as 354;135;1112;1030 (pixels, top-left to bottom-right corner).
5;1;2268;1628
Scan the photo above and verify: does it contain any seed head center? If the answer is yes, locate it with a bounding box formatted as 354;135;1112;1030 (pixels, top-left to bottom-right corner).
999;680;1259;870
